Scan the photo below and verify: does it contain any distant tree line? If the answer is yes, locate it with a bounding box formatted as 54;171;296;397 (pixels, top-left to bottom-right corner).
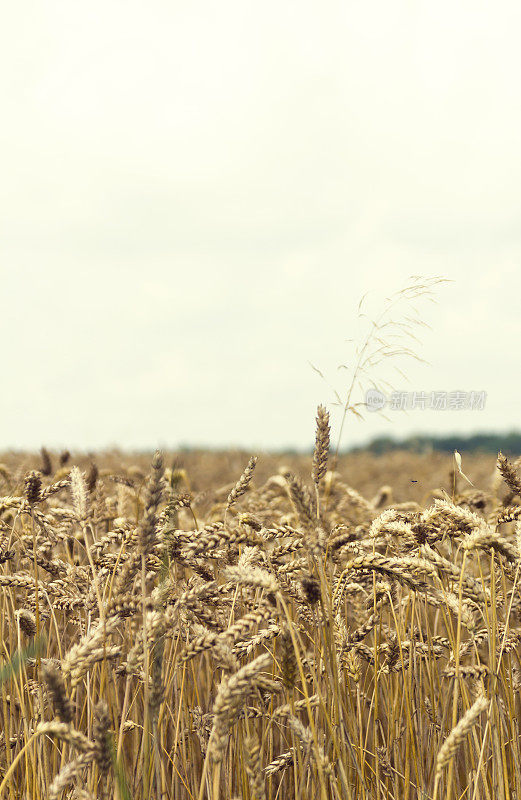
350;432;521;456
177;432;521;457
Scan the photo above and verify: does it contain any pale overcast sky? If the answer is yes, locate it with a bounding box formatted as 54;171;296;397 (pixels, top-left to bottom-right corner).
1;1;520;451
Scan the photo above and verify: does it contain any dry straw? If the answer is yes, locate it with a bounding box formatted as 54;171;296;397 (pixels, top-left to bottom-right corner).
435;695;489;779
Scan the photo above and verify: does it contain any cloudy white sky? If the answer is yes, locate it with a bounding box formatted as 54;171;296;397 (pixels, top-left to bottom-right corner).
1;1;520;451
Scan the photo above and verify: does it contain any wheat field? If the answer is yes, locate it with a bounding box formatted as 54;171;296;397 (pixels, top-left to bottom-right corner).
0;414;520;799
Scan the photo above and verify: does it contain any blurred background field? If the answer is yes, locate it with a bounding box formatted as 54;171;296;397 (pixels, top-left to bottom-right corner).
0;447;500;506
